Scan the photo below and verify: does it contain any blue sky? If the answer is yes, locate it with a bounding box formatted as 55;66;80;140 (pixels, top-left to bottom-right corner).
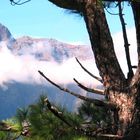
0;0;134;44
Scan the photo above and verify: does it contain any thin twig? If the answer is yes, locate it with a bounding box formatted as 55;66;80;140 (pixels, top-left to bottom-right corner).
73;78;104;95
38;70;115;109
105;7;119;15
75;58;103;83
118;2;133;79
10;0;31;5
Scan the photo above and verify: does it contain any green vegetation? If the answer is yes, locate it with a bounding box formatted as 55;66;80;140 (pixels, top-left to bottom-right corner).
0;95;106;139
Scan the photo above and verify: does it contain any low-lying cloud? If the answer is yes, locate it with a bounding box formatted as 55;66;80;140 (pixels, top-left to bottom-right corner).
0;27;137;89
0;42;100;89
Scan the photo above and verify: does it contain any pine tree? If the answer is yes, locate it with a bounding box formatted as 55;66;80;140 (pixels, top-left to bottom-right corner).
7;0;140;139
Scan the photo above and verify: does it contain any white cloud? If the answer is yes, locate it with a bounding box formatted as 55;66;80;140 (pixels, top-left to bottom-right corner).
36;57;100;87
0;41;100;89
0;27;137;89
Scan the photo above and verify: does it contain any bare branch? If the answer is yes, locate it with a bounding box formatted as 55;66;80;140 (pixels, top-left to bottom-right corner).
132;65;137;69
44;97;113;138
10;0;31;5
75;58;103;83
118;2;133;80
73;78;104;95
44;98;72;126
38;70;115;109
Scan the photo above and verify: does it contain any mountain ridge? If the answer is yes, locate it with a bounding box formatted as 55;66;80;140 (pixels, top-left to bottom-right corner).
0;23;14;41
0;23;99;120
11;36;93;63
0;23;93;63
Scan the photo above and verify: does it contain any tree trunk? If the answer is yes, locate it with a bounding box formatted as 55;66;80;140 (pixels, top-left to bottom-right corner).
83;1;140;139
123;86;140;140
47;0;140;139
124;2;140;139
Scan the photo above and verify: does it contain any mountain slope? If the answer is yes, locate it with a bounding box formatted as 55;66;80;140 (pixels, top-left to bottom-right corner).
12;36;93;62
0;23;100;120
0;23;13;41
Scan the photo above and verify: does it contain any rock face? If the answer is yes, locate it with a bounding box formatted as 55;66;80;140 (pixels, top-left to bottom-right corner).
12;36;93;62
0;23;14;41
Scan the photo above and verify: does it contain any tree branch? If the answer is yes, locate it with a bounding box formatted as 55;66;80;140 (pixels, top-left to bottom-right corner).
118;2;133;80
44;98;72;126
10;0;31;5
75;57;103;83
44;97;121;138
73;78;104;95
38;70;115;109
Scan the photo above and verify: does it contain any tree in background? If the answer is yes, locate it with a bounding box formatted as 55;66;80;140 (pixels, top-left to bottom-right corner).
5;0;140;139
0;95;92;140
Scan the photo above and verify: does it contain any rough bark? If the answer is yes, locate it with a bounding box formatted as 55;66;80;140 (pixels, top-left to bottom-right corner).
131;2;140;86
45;0;140;139
83;1;126;87
123;2;140;139
7;0;140;139
131;1;140;59
82;2;140;139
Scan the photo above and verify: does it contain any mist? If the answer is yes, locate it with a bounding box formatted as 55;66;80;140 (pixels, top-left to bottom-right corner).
0;41;100;90
0;27;137;90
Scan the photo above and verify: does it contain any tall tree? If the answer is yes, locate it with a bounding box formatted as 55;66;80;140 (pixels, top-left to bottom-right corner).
9;0;140;139
42;0;140;139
